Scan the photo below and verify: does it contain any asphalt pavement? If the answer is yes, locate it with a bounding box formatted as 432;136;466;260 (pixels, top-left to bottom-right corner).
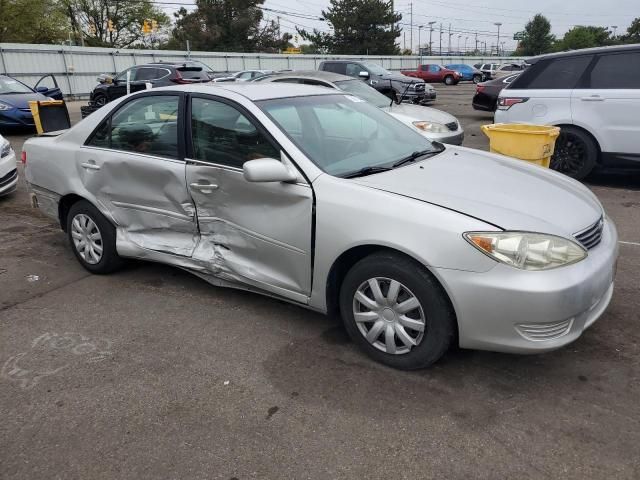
1;83;639;479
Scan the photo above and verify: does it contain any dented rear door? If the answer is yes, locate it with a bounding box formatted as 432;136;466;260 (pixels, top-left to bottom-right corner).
186;96;313;301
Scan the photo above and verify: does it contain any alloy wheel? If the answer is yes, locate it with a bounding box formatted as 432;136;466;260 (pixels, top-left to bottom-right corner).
352;277;426;355
71;214;103;265
551;132;586;176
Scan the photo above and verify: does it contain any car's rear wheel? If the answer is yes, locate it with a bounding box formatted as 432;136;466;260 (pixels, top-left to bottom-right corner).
472;74;482;84
444;75;455;85
66;200;124;274
339;252;455;370
551;127;598;180
92;93;108;107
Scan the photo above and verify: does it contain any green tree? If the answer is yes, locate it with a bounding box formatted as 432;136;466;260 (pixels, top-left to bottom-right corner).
555;25;612;51
621;17;640;43
297;0;401;55
64;0;169;48
518;14;554;56
166;0;289;53
0;0;69;44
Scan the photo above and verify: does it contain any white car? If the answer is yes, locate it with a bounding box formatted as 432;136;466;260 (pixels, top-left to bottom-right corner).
213;70;274;82
496;45;640;179
0;134;17;196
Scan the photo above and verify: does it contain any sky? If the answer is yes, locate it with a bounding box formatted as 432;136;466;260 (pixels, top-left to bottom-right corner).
159;0;638;53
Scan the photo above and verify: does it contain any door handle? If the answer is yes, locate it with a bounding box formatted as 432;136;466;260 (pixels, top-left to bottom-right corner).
81;162;100;170
190;182;219;193
581;95;604;102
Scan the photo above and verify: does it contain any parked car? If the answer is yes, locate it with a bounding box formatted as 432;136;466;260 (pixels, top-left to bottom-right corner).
24;83;617;369
445;64;485;83
496;45;640;179
318;60;432;103
213;70;274;82
0;74;63;128
158;60;216;80
401;64;461;85
0;133;17;195
90;63;210;106
479;63;525;79
254;71;462;144
476;63;500;79
472;74;519;112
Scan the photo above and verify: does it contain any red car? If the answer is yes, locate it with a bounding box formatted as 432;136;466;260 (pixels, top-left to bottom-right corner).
401;64;461;85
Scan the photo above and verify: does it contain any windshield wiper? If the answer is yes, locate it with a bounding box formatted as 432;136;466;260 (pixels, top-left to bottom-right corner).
341;166;393;179
392;147;445;168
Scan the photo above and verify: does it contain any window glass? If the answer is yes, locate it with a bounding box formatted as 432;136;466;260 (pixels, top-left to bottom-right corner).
589;52;640;89
323;63;347;75
334;79;389;108
115;68;135;82
273;78;302;84
135;68;159;81
87;95;179;158
191;97;279;168
177;67;208;80
428;65;440;72
0;76;33;94
236;71;253;80
302;79;331;88
517;56;593;89
345;63;363;77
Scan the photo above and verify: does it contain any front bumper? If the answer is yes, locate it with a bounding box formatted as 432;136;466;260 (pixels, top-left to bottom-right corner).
0;148;18;195
436;217;619;354
0;108;35;127
426;129;464;146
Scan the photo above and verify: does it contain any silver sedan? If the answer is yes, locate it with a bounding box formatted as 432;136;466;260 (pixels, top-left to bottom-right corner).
23;83;618;369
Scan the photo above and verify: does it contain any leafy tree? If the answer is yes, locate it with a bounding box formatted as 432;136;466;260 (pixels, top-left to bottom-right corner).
299;43;323;54
518;14;554;56
555;25;612;51
166;0;289;53
0;0;69;44
297;0;401;55
621;17;640;43
63;0;169;48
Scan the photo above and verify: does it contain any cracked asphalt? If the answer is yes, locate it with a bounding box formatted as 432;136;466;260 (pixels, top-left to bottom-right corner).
1;83;639;479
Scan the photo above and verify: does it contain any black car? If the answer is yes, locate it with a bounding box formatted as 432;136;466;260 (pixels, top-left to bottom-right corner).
90;63;210;106
318;60;432;103
472;74;519;112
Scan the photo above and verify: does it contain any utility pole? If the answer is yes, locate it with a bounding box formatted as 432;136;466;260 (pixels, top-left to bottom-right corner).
418;25;423;56
428;21;436;55
464;36;468;54
495;22;502;57
277;16;281;37
439;24;443;56
403;30;406;51
611;25;618;38
410;2;413;56
475;32;478;54
457;34;461;53
448;24;452;54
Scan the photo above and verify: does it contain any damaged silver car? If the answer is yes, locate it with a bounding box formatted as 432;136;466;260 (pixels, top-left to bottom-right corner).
24;84;618;369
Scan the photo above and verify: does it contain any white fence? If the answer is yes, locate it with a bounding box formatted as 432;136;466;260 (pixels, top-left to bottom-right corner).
0;43;526;98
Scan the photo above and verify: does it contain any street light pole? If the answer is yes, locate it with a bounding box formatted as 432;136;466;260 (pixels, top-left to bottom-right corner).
428;21;436;55
418;25;423;57
464;36;468;54
457;34;461;53
611;25;618;38
495;22;502;56
439;24;443;56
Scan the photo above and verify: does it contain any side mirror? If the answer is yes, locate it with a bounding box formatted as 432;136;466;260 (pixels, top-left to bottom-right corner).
35;86;48;93
97;74;114;84
243;159;297;183
358;71;369;78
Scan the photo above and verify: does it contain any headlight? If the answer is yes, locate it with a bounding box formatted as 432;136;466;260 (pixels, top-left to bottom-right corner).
464;232;587;270
413;121;449;133
1;140;11;158
0;101;11;111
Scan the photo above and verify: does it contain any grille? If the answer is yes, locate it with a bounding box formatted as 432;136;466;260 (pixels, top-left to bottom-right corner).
446;121;458;131
410;83;425;92
0;169;17;188
574;217;604;250
516;319;574;342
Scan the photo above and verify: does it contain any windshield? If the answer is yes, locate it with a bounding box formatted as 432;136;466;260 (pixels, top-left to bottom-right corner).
361;62;391;76
258;94;438;177
0;76;33;94
334;79;390;108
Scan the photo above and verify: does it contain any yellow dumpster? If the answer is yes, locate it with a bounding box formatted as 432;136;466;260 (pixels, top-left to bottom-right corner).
28;100;71;135
481;123;561;168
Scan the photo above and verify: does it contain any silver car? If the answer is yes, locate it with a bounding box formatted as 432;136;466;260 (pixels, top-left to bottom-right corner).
23;84;618;369
255;71;463;145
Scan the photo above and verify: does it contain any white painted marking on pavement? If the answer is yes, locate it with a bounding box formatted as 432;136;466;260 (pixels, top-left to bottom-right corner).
619;241;640;246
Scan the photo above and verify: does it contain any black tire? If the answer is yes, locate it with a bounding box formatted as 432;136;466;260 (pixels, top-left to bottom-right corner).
444;75;454;86
66;200;124;274
472;74;482;84
550;126;598;180
92;93;108;107
339;252;455;370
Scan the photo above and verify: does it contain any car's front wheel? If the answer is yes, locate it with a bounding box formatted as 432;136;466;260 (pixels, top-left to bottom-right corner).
92;93;108;107
339;252;455;370
473;74;482;84
550;126;598;180
444;75;455;85
66;200;124;274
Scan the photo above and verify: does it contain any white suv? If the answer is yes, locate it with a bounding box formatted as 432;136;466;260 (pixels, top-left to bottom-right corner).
495;45;640;179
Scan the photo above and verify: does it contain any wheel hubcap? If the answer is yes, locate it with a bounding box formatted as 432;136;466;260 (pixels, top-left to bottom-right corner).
71;214;103;265
551;132;586;175
352;277;426;355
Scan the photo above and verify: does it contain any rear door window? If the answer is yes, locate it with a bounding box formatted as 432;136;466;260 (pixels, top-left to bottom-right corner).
323;63;347;75
135;68;159;81
588;52;640;89
511;56;593;89
178;67;209;80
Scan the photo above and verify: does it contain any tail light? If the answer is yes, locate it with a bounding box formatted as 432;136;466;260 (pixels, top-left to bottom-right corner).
170;71;190;84
21;151;26;164
476;85;485;93
497;97;528;110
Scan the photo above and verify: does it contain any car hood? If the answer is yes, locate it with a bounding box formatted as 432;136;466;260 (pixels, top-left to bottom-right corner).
353;146;603;236
0;92;48;108
376;72;424;84
382;103;457;125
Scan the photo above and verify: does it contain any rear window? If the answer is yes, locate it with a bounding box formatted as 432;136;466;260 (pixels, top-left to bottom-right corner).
588;52;640;89
177;67;209;80
322;63;347;75
510;55;593;90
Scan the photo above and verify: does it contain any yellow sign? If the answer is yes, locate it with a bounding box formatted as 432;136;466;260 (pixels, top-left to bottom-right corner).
284;47;301;54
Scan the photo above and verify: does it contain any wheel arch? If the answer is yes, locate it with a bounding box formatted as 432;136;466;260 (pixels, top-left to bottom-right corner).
58;193;116;232
324;244;459;339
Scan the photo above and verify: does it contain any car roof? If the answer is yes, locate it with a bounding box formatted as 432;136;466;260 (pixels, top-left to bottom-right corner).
261;70;351;82
155;82;340;101
527;43;640;64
